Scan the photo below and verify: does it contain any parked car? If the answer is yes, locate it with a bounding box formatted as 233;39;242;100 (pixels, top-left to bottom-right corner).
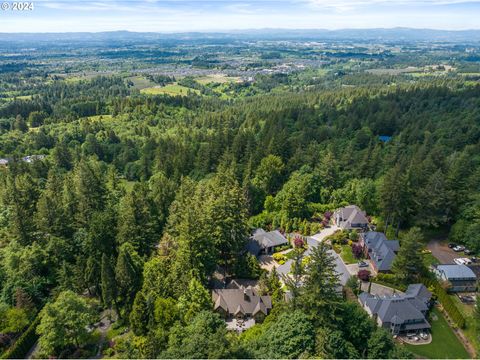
419;332;428;340
453;245;465;252
471;257;478;263
454;257;472;265
448;243;457;249
459;295;475;304
406;331;417;338
358;261;368;268
465;249;474;255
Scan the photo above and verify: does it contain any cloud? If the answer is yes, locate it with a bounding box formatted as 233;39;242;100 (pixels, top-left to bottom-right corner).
306;0;480;11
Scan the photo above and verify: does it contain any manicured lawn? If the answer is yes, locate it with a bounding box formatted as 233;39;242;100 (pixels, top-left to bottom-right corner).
340;245;356;264
140;84;200;96
405;308;469;359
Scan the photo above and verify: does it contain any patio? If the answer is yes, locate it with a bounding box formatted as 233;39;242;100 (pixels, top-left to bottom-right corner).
225;317;256;332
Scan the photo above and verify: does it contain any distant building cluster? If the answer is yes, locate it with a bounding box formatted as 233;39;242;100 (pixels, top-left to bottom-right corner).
0;155;46;167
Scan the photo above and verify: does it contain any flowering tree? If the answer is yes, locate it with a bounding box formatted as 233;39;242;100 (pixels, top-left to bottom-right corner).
357;269;371;281
351;244;363;259
293;236;305;248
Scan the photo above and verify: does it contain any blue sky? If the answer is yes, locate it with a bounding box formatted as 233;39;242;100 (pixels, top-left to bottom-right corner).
1;0;480;32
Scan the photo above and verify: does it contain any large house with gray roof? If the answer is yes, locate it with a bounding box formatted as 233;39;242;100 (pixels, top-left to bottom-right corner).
212;283;272;323
276;237;349;294
334;205;369;230
359;284;432;335
359;231;399;273
434;264;477;292
247;228;289;255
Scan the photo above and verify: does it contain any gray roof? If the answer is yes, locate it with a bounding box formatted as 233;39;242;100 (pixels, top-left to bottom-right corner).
436;264;477;280
247;229;288;255
359;284;431;328
212;286;272;316
335;205;368;228
405;284;432;304
363;232;399;272
275;238;349;287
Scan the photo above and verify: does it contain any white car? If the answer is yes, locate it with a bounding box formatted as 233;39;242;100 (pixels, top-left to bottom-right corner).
453;245;465;252
454;258;472;265
419;332;429;340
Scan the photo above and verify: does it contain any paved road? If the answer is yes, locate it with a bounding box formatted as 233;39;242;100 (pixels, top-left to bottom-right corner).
427;239;457;264
26;340;39;359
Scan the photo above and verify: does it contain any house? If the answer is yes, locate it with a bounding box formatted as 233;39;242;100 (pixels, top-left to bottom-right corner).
212;283;272;325
276;237;349;293
247;228;289;255
359;284;432;335
334;205;369;230
359;232;399;273
434;264;477;292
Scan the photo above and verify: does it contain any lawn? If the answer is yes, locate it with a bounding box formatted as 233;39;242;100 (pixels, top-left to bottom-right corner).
126;75;156;90
405;308;470;359
140;84;200;96
340;245;356;264
196;74;240;85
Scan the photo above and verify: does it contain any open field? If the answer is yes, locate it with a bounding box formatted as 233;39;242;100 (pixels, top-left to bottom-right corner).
140;84;200;96
405;308;469;359
196;74;241;84
126;75;156;90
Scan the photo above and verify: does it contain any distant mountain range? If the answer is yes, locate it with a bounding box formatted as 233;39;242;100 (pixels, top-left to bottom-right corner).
1;28;480;44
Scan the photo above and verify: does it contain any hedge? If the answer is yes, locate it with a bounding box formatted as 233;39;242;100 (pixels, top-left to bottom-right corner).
1;315;40;359
422;278;466;329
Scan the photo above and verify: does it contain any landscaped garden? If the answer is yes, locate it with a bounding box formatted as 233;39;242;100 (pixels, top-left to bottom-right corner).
340;245;356;264
405;308;470;359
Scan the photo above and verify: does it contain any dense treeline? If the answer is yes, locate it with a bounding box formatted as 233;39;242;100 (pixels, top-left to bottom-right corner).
0;75;479;357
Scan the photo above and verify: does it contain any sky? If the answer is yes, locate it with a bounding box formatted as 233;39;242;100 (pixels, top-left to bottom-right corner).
0;0;479;32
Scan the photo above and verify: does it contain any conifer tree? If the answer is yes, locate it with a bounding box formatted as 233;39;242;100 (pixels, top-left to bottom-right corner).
392;227;426;284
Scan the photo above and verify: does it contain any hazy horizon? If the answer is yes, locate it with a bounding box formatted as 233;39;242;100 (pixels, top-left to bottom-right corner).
1;0;479;33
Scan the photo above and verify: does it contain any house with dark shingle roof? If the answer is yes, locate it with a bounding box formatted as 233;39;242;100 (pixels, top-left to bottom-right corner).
334;205;369;230
276;237;349;294
359;284;432;335
247;228;289;255
359;231;399;273
212;283;272;323
434;264;477;292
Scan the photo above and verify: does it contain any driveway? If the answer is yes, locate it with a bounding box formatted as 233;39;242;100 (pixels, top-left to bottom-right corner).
360;281;403;297
258;255;276;271
311;225;339;243
346;260;372;276
427;239;457;264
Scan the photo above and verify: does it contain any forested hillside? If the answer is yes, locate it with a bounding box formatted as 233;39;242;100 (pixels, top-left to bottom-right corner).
0;72;479;357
